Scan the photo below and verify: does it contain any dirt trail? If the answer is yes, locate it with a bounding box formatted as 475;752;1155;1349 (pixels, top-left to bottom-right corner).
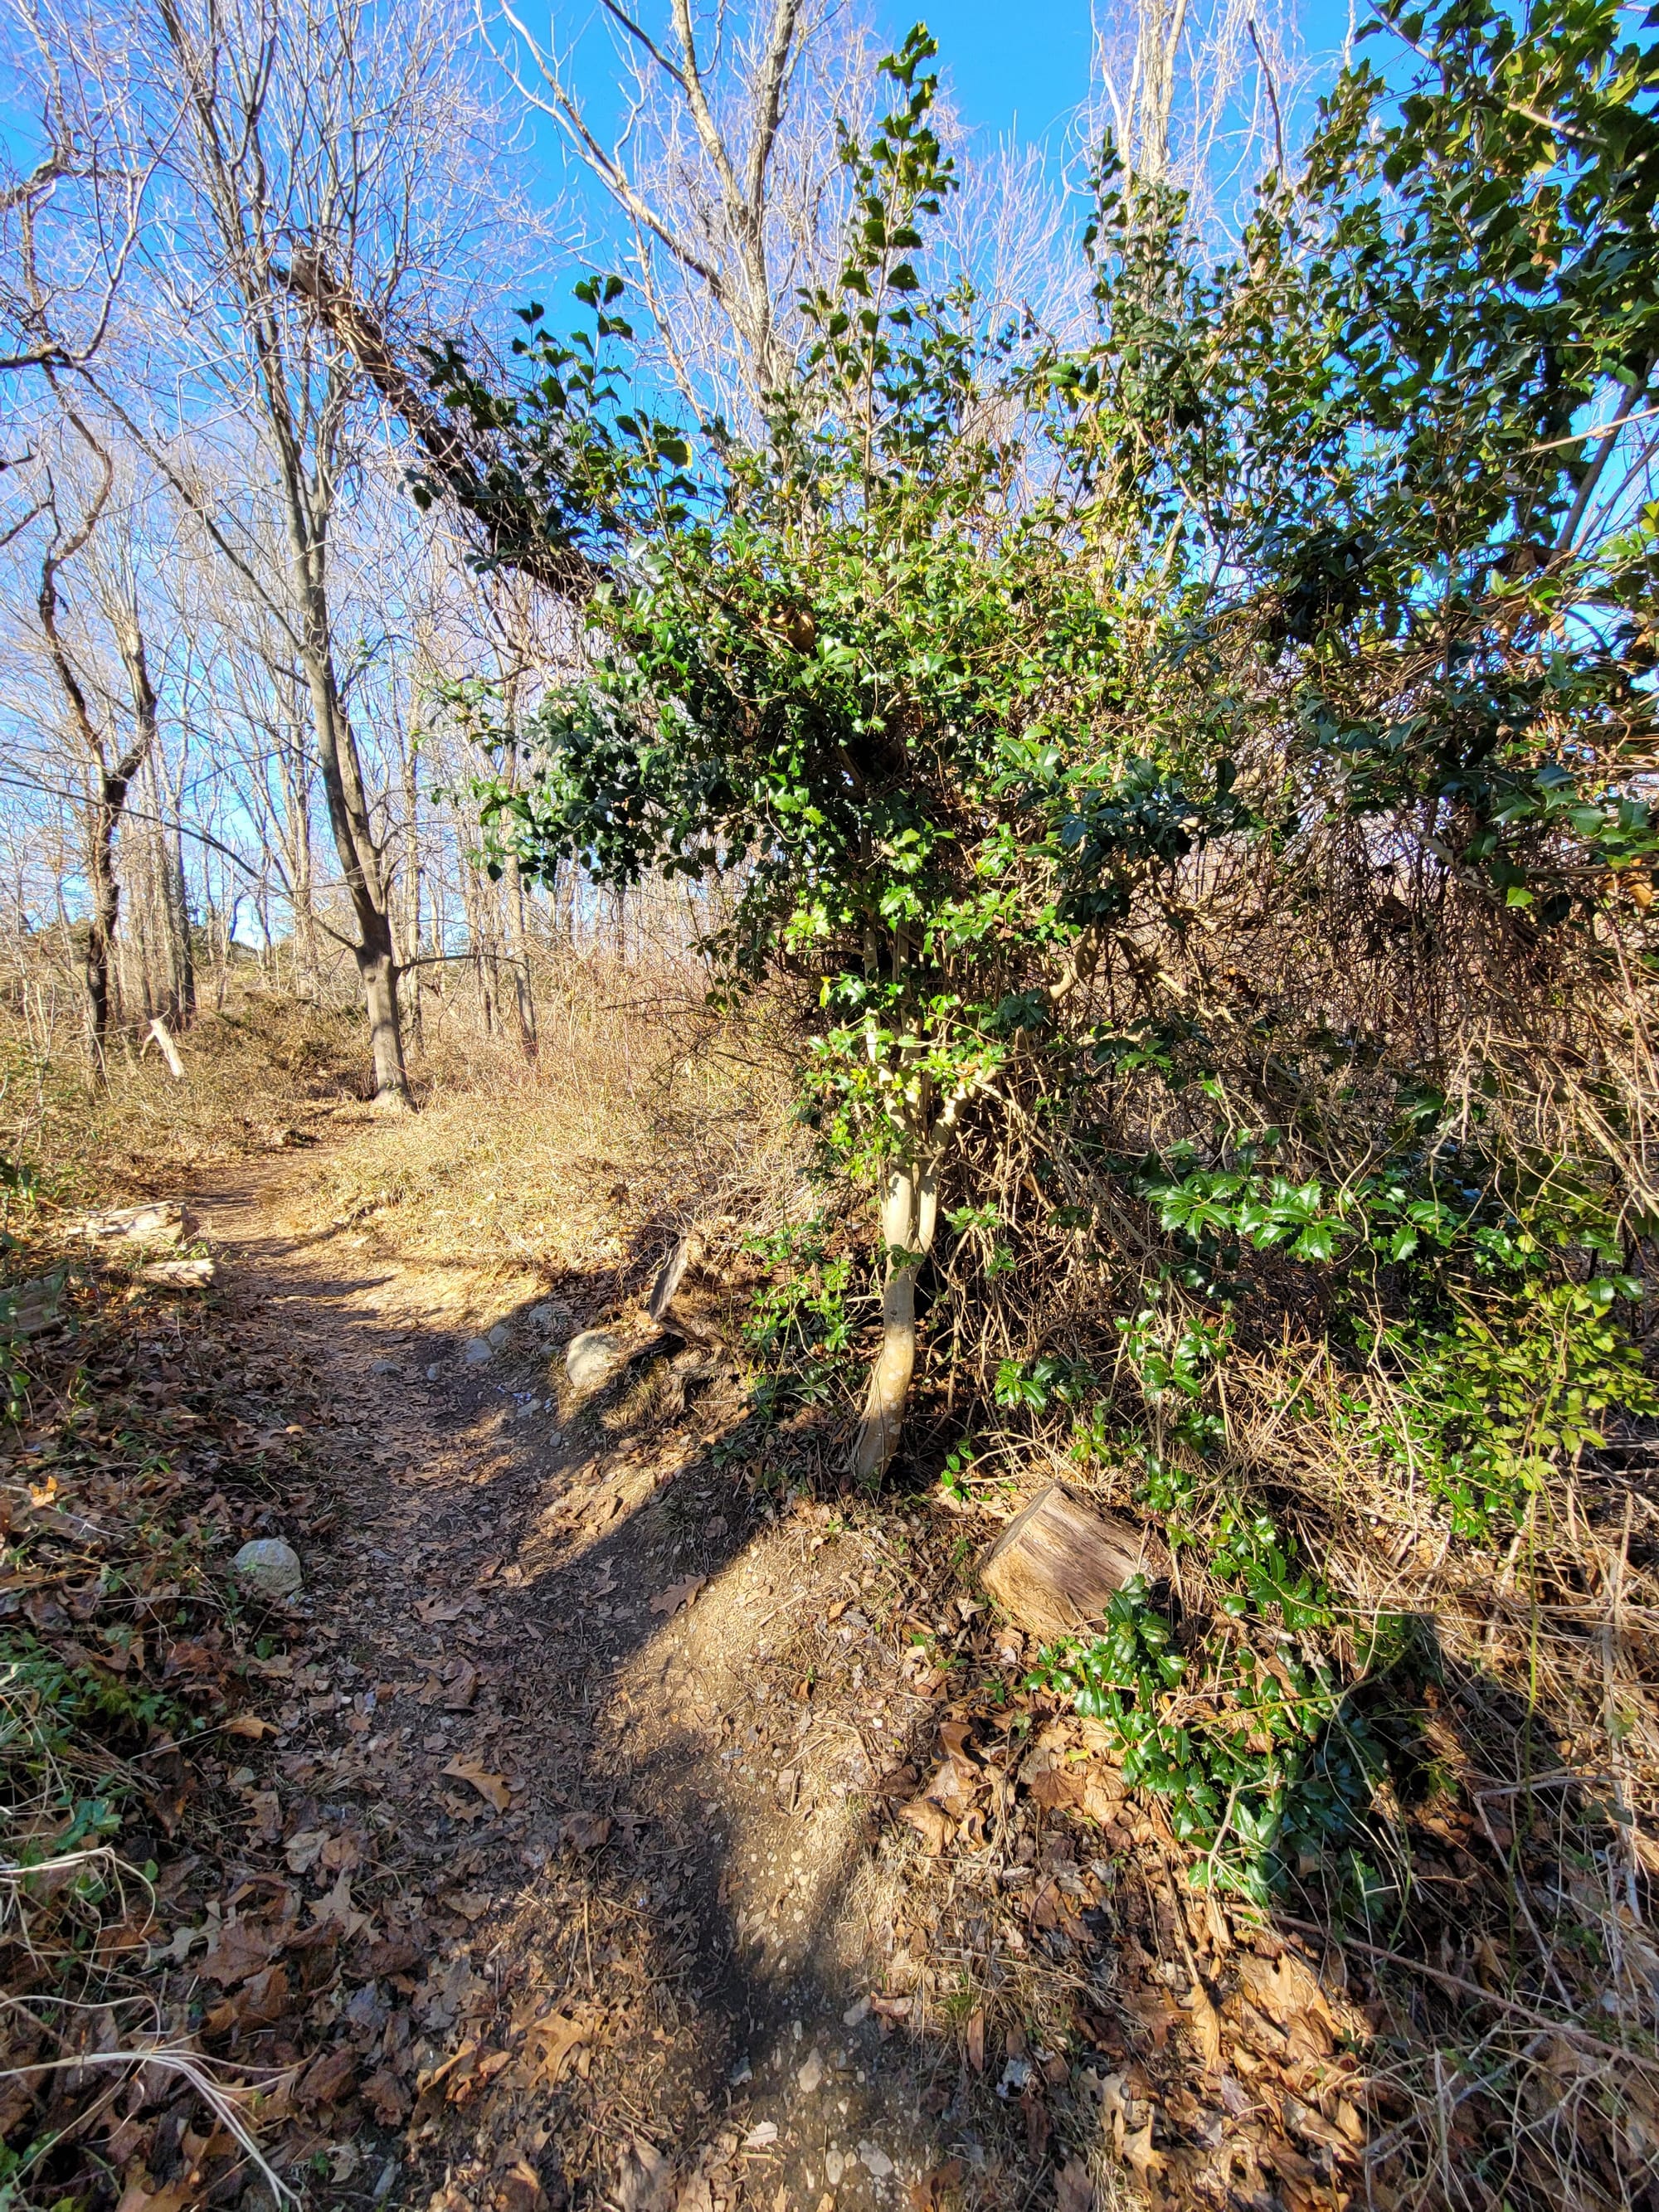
194;1155;1037;2212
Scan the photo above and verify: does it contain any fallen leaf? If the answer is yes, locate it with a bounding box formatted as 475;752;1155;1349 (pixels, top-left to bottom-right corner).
364;1934;423;1976
441;1756;511;1813
198;1918;275;1987
966;2007;985;2073
440;1889;492;1923
285;1828;328;1874
1122;2119;1166;2185
872;1763;919;1798
909;2159;966;2211
501;2159;547;2212
742;2120;779;2149
362;2067;412;2125
534;2009;593;2083
615;2136;673;2212
899;1796;954;1855
204;1961;291;2036
115;2183;193;2212
247;1790;283;1844
1053;2160;1094;2212
1186;1978;1224;2072
297;2045;358;2108
559;1810;612;1853
415;1596;468;1624
650;1574;704;1618
223;1713;272;1739
312;1867;371;1940
1099;2073;1128;2158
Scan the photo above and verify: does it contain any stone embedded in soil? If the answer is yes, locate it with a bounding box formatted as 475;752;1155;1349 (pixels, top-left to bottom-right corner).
486;1321;510;1348
565;1328;625;1390
462;1336;494;1365
232;1536;304;1602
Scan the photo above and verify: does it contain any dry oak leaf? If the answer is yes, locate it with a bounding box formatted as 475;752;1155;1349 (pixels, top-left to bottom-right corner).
441;1755;512;1813
1234;1950;1335;2034
198;1918;275;1987
1122;2118;1167;2186
204;1961;291;2037
650;1574;705;1619
115;2182;194;2212
223;1712;273;1739
364;1934;422;1976
414;1595;469;1624
910;2159;966;2211
1053;2160;1094;2212
297;2045;358;2109
559;1810;612;1854
312;1867;372;1941
502;2159;548;2212
534;2008;595;2083
615;2136;674;2212
361;2066;412;2125
900;1796;954;1855
284;1828;328;1874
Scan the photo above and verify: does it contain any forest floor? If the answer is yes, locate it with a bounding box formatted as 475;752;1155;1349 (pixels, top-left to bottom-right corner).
3;1052;1490;2212
158;1143;1092;2212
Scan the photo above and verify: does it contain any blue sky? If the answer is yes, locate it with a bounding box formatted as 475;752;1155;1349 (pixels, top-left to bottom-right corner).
874;2;1097;144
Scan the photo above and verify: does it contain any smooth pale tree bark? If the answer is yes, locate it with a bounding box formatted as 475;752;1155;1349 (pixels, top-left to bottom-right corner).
849;1145;941;1483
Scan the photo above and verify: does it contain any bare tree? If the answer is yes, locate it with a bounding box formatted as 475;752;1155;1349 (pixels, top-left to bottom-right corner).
483;0;878;424
27;407;161;1069
1087;0;1314;234
61;0;523;1106
0;0;160;377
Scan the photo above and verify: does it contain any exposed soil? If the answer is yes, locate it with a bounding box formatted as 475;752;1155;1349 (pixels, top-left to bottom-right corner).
192;1153;1055;2212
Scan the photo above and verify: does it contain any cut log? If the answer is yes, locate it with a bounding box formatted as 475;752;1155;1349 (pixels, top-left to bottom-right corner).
138;1257;216;1290
76;1201;197;1248
979;1482;1167;1643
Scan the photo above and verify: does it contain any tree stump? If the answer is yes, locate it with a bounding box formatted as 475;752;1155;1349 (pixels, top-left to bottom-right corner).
980;1482;1166;1642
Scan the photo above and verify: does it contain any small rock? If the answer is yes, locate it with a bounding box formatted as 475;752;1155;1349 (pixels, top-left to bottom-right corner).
528;1300;572;1335
232;1538;303;1603
565;1329;625;1391
797;2048;825;2093
857;2143;894;2180
487;1321;511;1349
426;1363;441;1380
842;1996;870;2027
369;1358;399;1374
462;1337;494;1366
825;2151;844;2187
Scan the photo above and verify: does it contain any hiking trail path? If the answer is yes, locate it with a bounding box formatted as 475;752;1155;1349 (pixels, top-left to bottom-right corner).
195;1155;1034;2212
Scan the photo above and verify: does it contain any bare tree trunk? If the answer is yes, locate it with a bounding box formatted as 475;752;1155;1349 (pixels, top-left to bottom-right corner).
293;594;411;1106
849;1148;940;1483
401;719;423;1047
80;793;122;1072
504;851;537;1061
